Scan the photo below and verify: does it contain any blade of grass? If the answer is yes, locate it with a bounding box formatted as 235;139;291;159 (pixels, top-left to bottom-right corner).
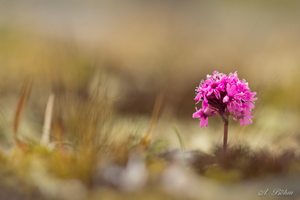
172;125;185;150
41;94;55;146
52;117;65;150
13;79;33;150
141;93;164;148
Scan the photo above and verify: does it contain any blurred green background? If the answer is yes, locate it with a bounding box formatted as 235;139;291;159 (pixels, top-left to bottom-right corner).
1;0;299;152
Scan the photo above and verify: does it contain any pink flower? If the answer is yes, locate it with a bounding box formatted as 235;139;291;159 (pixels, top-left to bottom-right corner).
193;71;257;127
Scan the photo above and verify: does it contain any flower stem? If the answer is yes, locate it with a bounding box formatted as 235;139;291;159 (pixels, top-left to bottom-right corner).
220;114;229;153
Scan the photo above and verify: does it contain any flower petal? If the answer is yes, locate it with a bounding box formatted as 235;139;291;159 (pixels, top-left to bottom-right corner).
200;116;208;127
223;95;229;103
239;116;253;125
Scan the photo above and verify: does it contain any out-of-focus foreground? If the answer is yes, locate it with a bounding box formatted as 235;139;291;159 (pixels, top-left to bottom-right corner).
0;1;300;200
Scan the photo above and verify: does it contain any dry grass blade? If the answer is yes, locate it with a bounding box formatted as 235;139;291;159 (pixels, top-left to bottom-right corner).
41;94;55;146
51;117;65;150
141;93;164;148
13;79;33;150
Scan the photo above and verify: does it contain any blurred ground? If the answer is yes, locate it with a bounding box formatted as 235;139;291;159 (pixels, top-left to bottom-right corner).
0;1;300;200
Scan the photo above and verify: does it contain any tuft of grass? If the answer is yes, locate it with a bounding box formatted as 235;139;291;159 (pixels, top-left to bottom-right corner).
191;145;300;181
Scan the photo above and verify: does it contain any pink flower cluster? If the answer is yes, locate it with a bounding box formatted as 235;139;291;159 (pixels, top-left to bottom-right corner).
193;71;257;127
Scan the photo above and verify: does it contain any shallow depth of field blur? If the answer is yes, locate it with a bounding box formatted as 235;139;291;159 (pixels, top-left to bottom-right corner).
0;1;300;200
